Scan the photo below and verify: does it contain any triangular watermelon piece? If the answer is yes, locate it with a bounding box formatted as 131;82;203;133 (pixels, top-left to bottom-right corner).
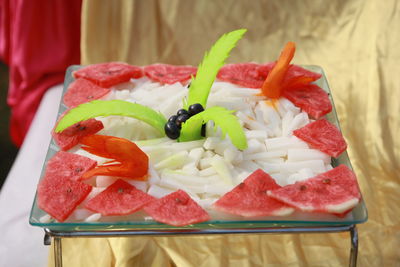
52;118;104;151
213;169;294;217
267;165;361;214
73;62;144;87
63;78;111;108
143;190;210;226
144;64;197;84
217;63;321;89
37;151;96;222
85;179;155;216
217;63;271;88
282;84;332;119
38;175;92;222
283;64;322;88
293;118;347;158
45;151;97;181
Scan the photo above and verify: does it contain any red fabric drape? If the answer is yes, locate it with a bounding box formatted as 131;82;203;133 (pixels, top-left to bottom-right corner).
0;0;81;146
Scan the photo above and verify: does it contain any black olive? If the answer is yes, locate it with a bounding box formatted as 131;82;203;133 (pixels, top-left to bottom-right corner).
164;121;180;139
188;103;204;116
168;115;178;123
175;114;190;128
177;109;189;116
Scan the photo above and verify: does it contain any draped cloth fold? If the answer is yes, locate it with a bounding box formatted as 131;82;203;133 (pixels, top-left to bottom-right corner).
50;0;400;266
0;0;82;146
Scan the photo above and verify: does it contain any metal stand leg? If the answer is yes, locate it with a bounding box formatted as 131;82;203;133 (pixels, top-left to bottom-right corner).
44;231;51;246
349;225;358;267
54;237;63;267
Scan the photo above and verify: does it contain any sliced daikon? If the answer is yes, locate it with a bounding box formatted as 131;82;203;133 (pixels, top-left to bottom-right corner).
287;148;331;163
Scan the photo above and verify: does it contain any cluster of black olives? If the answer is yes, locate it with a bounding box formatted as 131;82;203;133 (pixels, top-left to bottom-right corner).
164;103;204;139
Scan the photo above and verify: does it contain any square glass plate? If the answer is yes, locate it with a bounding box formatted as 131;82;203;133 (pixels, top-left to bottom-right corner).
29;65;368;231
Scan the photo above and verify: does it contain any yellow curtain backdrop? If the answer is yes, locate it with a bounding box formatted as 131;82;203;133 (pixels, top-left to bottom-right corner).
49;0;400;265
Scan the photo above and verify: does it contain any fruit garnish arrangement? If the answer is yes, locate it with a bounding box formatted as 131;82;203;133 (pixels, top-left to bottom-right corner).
35;29;362;227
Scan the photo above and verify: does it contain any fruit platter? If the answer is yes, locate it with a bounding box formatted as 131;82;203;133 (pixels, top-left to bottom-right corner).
29;29;367;231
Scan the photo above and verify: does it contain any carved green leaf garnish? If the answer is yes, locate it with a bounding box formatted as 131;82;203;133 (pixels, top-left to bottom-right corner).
55;100;167;135
185;29;247;109
179;106;248;150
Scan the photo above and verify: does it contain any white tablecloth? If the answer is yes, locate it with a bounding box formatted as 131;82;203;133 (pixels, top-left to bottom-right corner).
0;85;63;267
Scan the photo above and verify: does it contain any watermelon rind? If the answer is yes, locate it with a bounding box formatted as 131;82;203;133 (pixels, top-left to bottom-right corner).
325;198;360;214
212;169;294;217
267;165;361;214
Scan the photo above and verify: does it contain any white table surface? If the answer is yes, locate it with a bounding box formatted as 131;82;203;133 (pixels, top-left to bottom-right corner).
0;85;63;267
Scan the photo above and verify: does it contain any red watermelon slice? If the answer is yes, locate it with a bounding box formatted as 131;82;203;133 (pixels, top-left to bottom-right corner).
217;63;321;89
293;118;347;158
213;169;294;217
267;165;361;214
217;63;272;88
144;64;197;84
38;175;92;222
44;151;97;181
37;151;96;222
283;64;322;88
52;118;104;151
63;78;111;108
143;190;210;226
73;62;144;87
85;179;155;216
282;84;332;119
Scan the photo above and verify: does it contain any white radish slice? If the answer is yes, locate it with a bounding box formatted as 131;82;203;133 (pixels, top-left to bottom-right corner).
237;160;262;173
223;146;239;163
245;130;268;140
196;198;218;209
256;162;281;173
148;164;161;184
203;183;233;196
280;97;300;115
281;110;295;137
158;176;201;195
298;168;315;180
276;99;288;118
84;213;102;222
154;151;188;170
182;163;199;175
203;137;221;150
287;149;331;164
283;160;326;173
210;155;233;185
270;173;288;186
168;139;205;151
126;180;148;192
265;136;309;151
71;209;93;221
188;147;204;167
287;172;308;185
199;167;217;177
81;187;107;207
214;140;233;156
147;184;174;198
39;214;52;223
287;112;309;132
244;150;286;161
236;111;269;130
243;139;266;154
